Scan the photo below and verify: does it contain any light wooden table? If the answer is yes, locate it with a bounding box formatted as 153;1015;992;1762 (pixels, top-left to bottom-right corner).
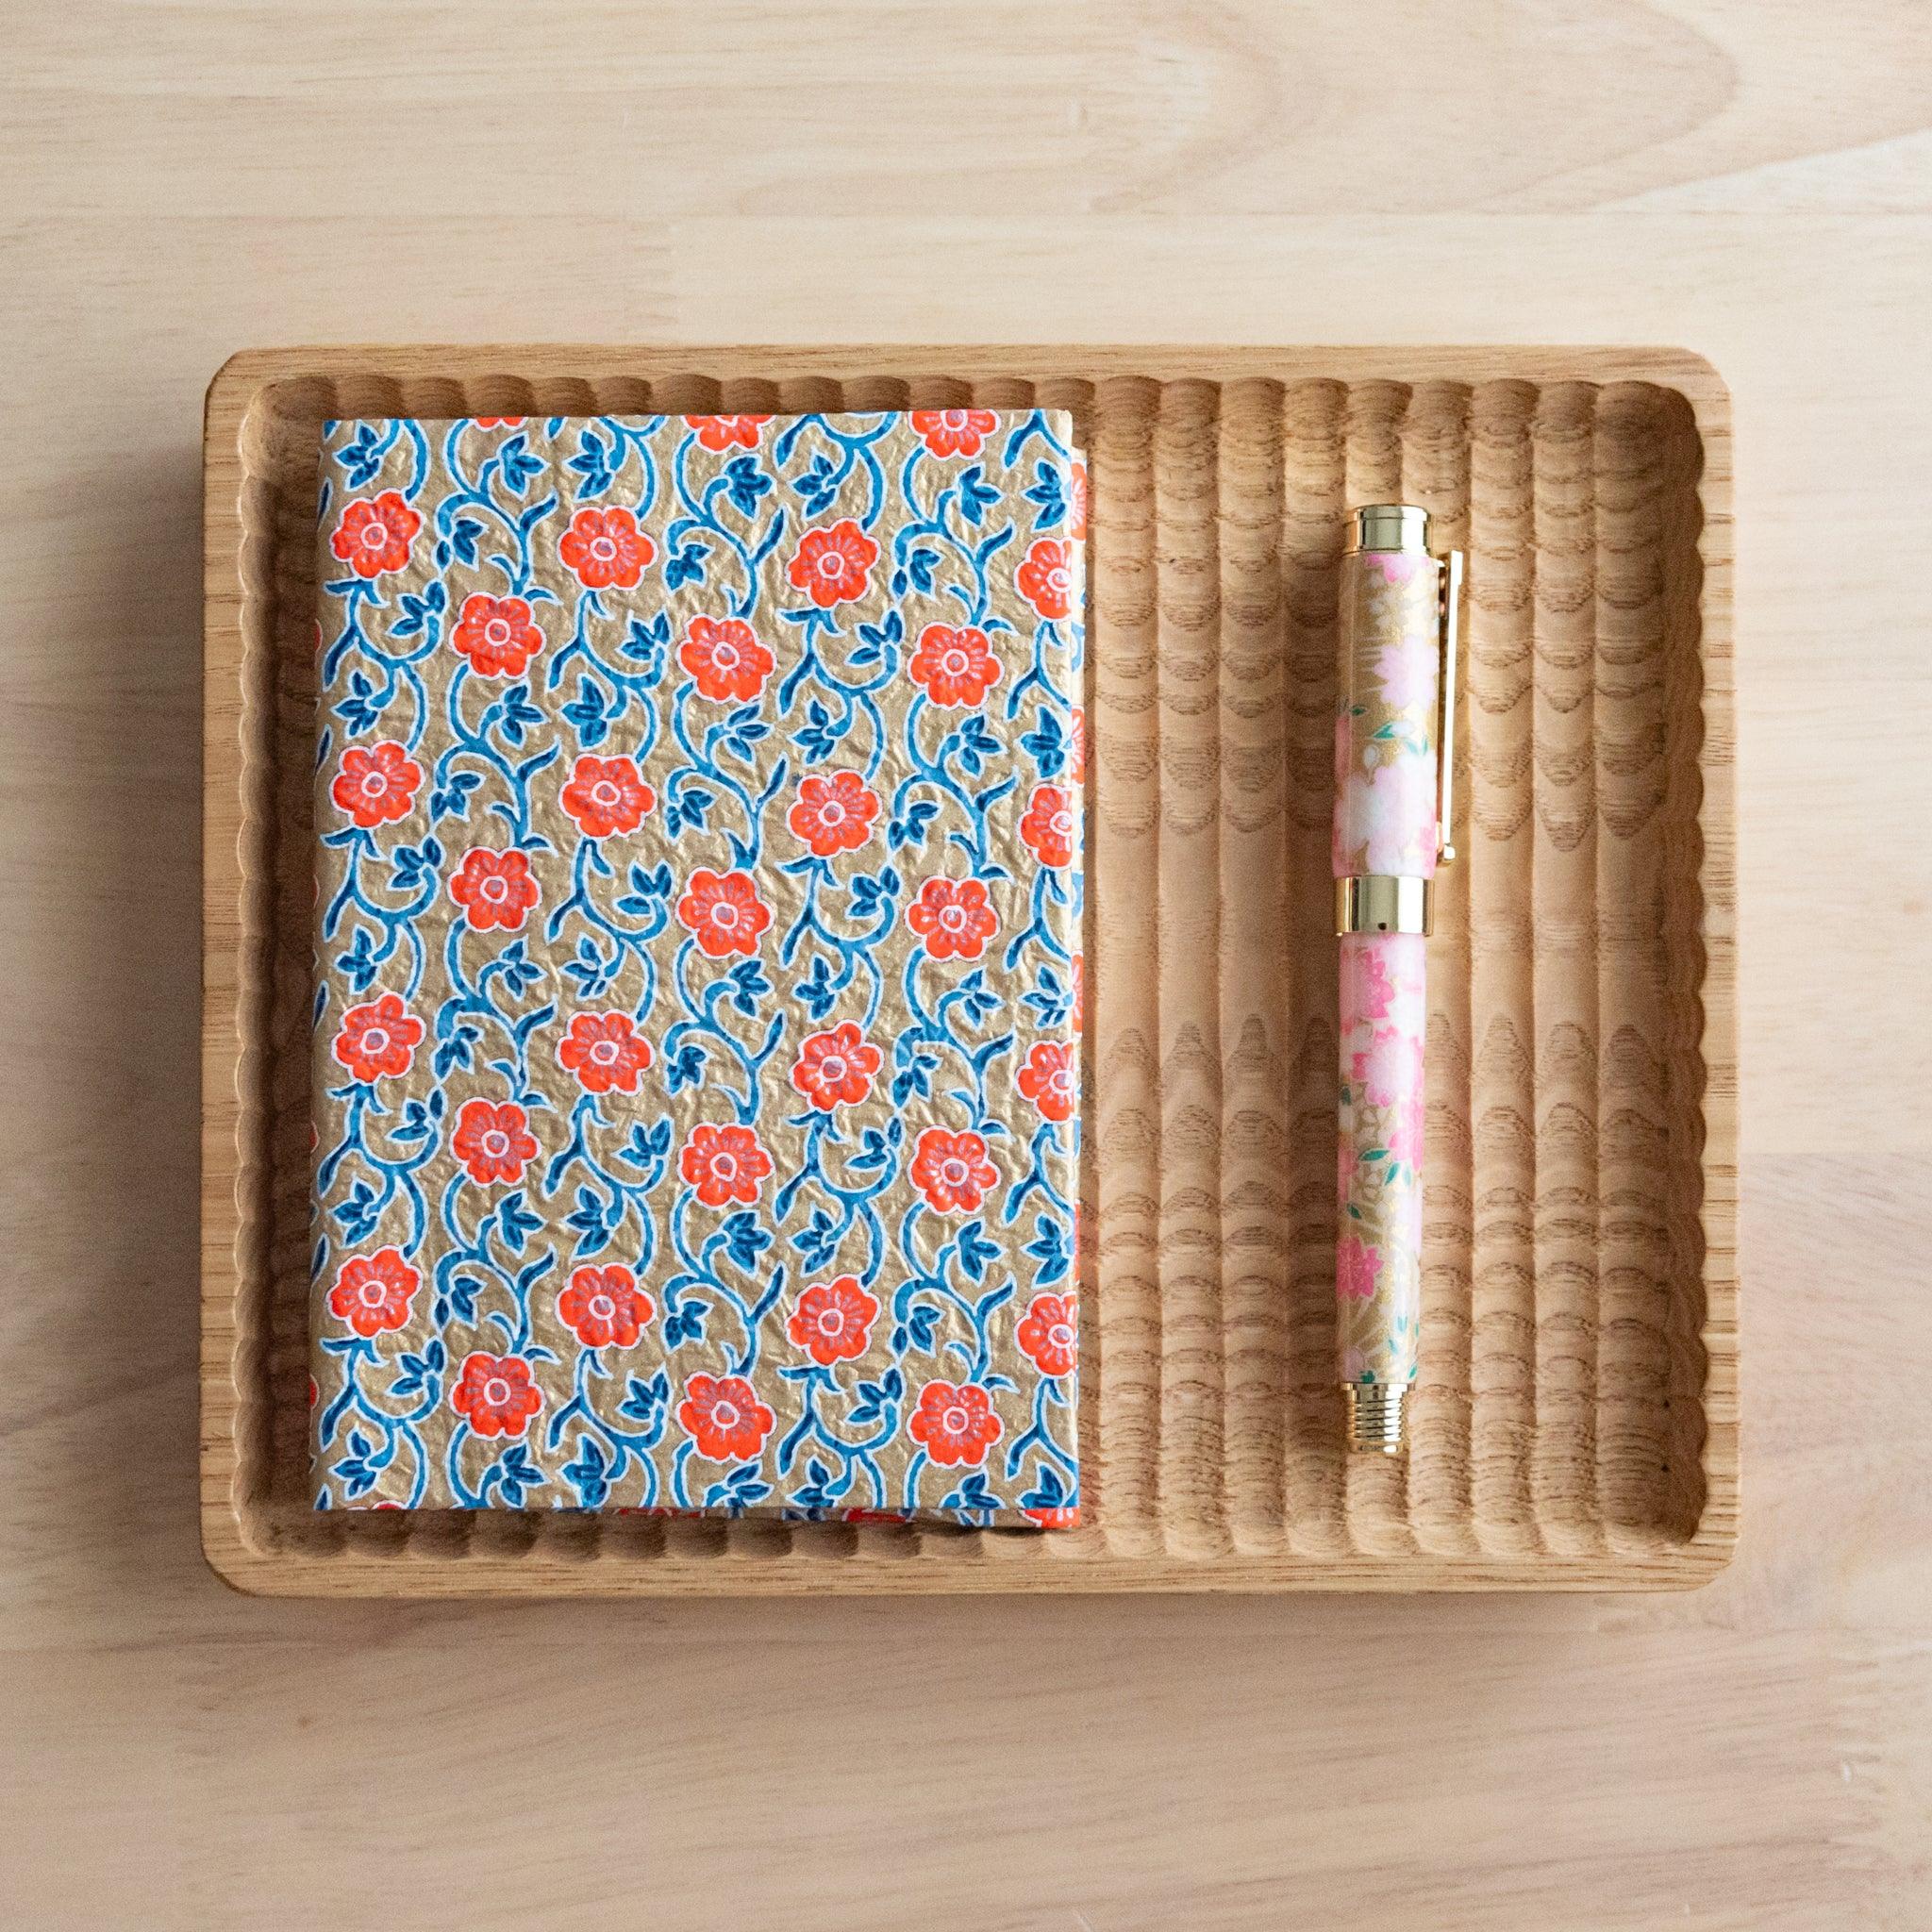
4;5;1928;1926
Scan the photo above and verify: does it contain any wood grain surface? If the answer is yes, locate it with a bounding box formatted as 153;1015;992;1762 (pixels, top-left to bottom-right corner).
7;1;1932;1925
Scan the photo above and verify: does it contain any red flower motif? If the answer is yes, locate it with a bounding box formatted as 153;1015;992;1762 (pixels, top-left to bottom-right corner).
905;876;999;961
559;506;653;590
788;1274;879;1366
1072;952;1085;1035
330;491;421;579
327;1247;419;1339
1017;538;1075;620
910;1128;999;1215
676;867;771;958
1017;1040;1078;1123
557;1011;651;1094
908;1379;1003;1467
450;1353;542;1438
1016;1291;1078;1378
788;771;879;858
790;1022;881;1111
1068;459;1089;541
1019;783;1077;869
452;592;543;677
908;623;1003;708
787;519;877;608
680;1123;773;1208
451;1098;538;1187
1025;1505;1081;1528
1338;1234;1382;1303
475;416;525;428
689;414;771;451
561;754;654;838
678;1373;775;1462
449;847;540;931
331;741;423;829
558;1264;653;1349
910;408;997;459
679;614;774;703
331;991;424;1083
1068;706;1086;782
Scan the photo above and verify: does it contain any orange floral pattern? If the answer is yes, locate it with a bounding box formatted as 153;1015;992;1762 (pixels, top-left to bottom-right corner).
690;415;771;451
908;1380;1002;1466
312;409;1085;1522
909;1129;999;1214
788;1275;879;1366
789;1022;881;1110
910;408;998;458
559;506;652;590
678;1374;776;1462
331;491;420;579
329;1248;420;1338
332;991;423;1082
679;1124;773;1208
1018;783;1076;868
1017;1040;1077;1123
676;867;772;958
560;754;654;838
558;1265;654;1348
557;1011;651;1094
331;741;422;829
1016;538;1074;620
788;770;879;857
905;876;999;960
452;593;543;676
787;519;876;608
451;1099;538;1187
448;847;540;931
450;1353;542;1438
908;623;1003;708
1016;1292;1078;1378
679;614;774;703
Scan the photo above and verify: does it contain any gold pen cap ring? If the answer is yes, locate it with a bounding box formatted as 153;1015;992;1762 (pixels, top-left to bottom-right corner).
1346;504;1431;555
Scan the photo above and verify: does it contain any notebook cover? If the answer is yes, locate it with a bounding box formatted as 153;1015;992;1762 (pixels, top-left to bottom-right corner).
308;409;1085;1524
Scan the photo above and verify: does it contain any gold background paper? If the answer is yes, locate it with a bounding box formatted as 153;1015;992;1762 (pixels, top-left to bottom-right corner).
310;410;1085;1522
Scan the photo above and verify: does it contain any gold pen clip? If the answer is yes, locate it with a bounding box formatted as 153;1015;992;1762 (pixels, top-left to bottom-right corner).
1436;549;1464;867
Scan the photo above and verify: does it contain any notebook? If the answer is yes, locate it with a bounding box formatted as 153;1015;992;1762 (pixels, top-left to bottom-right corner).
309;408;1085;1524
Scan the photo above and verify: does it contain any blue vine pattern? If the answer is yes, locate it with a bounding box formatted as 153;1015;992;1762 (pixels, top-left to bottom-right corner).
311;408;1086;1527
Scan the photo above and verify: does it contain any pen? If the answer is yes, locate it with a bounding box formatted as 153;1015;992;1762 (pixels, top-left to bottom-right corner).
1333;505;1463;1454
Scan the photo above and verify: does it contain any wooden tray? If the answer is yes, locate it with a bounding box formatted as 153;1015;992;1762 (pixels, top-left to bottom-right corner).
202;345;1737;1593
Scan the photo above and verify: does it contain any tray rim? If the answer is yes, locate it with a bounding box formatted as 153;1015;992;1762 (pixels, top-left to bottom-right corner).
202;342;1738;1596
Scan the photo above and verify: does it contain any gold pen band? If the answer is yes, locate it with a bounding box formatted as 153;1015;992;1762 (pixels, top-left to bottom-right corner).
1343;1383;1407;1455
1335;874;1432;937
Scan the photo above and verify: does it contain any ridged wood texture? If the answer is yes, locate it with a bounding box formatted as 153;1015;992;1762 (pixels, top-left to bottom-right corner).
202;345;1736;1593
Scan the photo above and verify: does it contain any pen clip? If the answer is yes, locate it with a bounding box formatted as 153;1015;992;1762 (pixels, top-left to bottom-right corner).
1436;549;1464;866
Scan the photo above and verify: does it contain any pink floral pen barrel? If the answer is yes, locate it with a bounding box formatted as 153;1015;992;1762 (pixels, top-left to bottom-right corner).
1333;505;1462;1454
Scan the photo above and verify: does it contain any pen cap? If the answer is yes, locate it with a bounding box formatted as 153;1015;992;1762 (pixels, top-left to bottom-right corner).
1334;505;1444;882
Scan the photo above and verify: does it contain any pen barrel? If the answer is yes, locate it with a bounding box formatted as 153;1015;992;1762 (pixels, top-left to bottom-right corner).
1334;527;1441;1450
1338;932;1425;1412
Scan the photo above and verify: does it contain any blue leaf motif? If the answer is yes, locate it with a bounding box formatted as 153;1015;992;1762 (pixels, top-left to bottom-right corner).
956;1219;1000;1284
957;463;1000;527
497;433;545;495
665;540;710;591
562;1433;610;1507
561;675;611;747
